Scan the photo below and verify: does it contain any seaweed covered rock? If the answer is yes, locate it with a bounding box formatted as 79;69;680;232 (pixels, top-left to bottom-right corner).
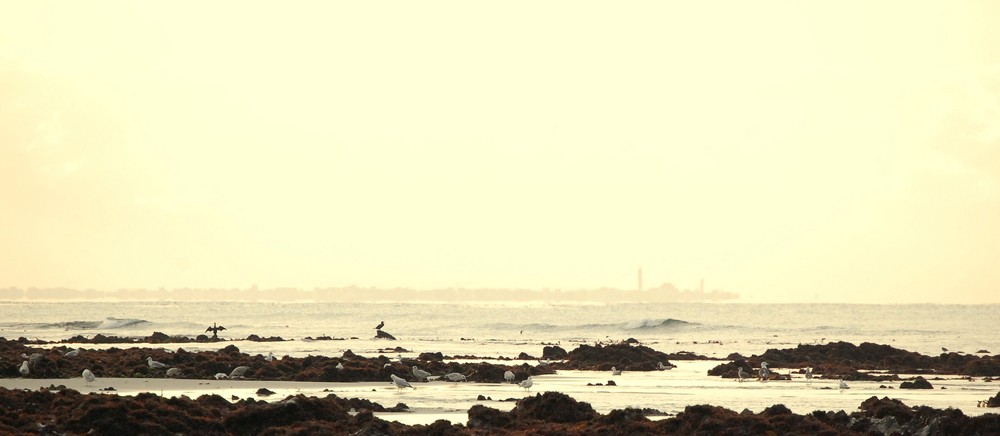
512;391;598;424
542;345;568;360
709;341;1000;379
2;387;1000;435
554;342;674;371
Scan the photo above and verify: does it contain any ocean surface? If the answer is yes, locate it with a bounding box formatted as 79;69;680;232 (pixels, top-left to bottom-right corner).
2;301;998;422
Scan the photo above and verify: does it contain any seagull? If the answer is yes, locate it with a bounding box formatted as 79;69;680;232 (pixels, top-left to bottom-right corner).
390;374;414;391
805;367;813;380
375;321;385;330
657;362;674;370
737;367;749;382
214;373;229;379
611;367;622;376
166;368;182;378
82;369;96;385
444;372;467;382
759;362;770;381
519;376;534;391
230;366;250;379
22;353;43;365
147;357;168;369
504;370;515;384
19;361;29;377
336;362;344;371
412;366;432;382
265;352;275;362
65;348;81;358
839;379;849;389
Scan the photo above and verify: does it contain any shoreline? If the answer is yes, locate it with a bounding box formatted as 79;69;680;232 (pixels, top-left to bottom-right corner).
0;381;997;434
3;335;998;431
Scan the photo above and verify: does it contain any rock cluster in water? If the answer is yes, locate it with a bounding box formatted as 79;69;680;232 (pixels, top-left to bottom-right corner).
550;342;676;371
710;341;1000;380
0;338;554;382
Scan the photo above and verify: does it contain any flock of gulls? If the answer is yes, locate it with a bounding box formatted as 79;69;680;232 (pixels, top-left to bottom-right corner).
735;361;850;389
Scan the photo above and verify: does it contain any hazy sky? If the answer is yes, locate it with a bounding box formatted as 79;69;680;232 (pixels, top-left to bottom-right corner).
2;1;998;303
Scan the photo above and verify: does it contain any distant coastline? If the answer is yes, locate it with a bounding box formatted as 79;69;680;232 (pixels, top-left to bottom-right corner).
0;283;738;303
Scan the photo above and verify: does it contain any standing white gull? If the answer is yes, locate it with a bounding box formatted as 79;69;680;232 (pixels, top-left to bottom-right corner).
390;374;414;391
19;361;29;377
82;369;96;385
737;367;749;382
805;367;813;380
518;376;534;391
839;379;849;389
146;357;168;369
412;366;432;382
444;372;467;382
611;367;622;376
265;352;275;362
336;362;345;371
504;370;515;384
230;366;250;379
758;362;770;381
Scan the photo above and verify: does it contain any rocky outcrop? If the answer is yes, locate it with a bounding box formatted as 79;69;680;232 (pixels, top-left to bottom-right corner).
900;376;934;389
988;391;1000;408
1;388;999;434
553;342;674;371
0;338;553;383
709;341;1000;379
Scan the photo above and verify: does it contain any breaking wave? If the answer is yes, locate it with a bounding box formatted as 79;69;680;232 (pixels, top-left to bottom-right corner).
513;318;697;332
40;318;149;330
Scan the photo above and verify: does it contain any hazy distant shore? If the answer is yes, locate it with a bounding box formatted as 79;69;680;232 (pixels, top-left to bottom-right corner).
0;284;738;303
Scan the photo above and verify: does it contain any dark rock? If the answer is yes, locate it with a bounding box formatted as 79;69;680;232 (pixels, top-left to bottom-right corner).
606;380;616;386
375;330;396;340
555;342;674;371
900;376;933;389
542;345;568;360
710;341;1000;379
467;404;513;430
513;391;598;424
418;351;444;361
988;390;1000;407
255;388;275;396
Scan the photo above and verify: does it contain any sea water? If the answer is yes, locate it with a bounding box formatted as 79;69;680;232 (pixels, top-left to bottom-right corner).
1;301;997;422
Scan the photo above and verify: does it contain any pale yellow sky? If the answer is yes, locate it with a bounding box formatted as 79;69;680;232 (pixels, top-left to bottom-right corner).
2;1;998;303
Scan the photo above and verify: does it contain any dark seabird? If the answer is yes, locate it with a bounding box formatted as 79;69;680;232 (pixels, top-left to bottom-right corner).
206;323;227;339
375;321;385;330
